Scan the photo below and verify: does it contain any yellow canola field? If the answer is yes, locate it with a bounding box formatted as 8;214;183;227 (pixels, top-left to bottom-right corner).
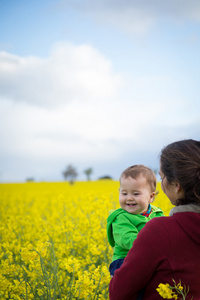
0;181;173;300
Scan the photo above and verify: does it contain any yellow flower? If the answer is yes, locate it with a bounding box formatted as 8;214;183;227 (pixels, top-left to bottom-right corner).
177;283;184;291
157;283;175;299
157;280;191;300
37;289;44;296
0;180;173;300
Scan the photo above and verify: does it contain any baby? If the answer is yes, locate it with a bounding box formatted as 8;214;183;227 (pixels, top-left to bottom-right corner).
107;165;164;276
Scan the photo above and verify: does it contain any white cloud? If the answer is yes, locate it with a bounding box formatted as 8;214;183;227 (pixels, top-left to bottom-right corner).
0;95;164;164
0;42;199;182
0;42;123;107
57;0;200;34
0;42;168;164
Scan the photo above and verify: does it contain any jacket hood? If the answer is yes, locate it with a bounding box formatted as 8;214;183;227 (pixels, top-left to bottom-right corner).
170;204;200;245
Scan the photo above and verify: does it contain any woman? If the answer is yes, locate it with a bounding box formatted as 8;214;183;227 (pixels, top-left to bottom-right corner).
109;139;200;300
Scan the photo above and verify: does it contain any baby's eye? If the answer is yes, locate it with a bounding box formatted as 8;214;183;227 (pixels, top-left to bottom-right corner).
134;192;140;196
121;192;127;195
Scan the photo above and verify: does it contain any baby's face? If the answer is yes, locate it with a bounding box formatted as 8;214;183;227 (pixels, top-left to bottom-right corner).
119;176;155;214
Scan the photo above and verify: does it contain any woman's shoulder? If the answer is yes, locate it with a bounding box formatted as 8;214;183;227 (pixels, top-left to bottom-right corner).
132;216;172;254
148;215;171;224
142;215;176;235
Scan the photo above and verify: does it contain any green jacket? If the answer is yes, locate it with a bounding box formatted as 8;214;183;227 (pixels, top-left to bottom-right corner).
107;205;164;261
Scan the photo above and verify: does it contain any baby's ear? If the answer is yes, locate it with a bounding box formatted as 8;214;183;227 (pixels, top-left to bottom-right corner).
150;192;156;202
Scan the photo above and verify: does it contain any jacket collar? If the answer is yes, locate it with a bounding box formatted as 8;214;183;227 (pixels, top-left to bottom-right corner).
169;204;200;216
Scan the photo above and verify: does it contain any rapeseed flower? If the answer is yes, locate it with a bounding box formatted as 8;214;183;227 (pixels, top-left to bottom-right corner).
0;180;171;299
157;280;192;300
157;283;178;299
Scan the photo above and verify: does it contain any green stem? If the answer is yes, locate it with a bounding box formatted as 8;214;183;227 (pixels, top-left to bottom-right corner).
93;272;103;300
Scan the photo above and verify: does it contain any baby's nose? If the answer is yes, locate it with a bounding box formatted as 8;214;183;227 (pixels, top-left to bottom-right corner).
127;194;134;200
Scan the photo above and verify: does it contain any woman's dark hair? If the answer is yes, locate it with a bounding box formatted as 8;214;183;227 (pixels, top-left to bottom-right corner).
160;139;200;205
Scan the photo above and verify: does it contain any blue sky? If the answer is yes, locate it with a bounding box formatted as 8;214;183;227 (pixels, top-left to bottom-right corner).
0;0;200;182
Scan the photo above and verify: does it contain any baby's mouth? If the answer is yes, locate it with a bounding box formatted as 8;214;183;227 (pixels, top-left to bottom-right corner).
126;203;136;206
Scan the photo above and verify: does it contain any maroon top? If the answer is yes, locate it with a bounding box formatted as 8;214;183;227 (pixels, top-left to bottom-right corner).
109;211;200;300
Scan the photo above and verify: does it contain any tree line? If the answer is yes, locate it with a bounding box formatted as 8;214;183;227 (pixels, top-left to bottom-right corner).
62;165;92;184
26;165;112;183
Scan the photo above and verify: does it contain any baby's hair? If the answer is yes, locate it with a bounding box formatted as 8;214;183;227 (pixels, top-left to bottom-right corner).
120;165;157;193
160;139;200;205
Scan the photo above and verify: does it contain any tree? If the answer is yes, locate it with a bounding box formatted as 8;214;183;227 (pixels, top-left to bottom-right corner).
26;177;35;182
153;168;158;177
98;175;113;180
63;165;78;184
84;168;93;181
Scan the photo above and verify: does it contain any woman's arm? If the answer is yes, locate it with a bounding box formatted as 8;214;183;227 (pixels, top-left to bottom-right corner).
109;217;169;300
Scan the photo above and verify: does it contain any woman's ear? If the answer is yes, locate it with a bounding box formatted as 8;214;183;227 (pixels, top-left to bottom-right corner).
175;182;181;193
175;182;185;199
